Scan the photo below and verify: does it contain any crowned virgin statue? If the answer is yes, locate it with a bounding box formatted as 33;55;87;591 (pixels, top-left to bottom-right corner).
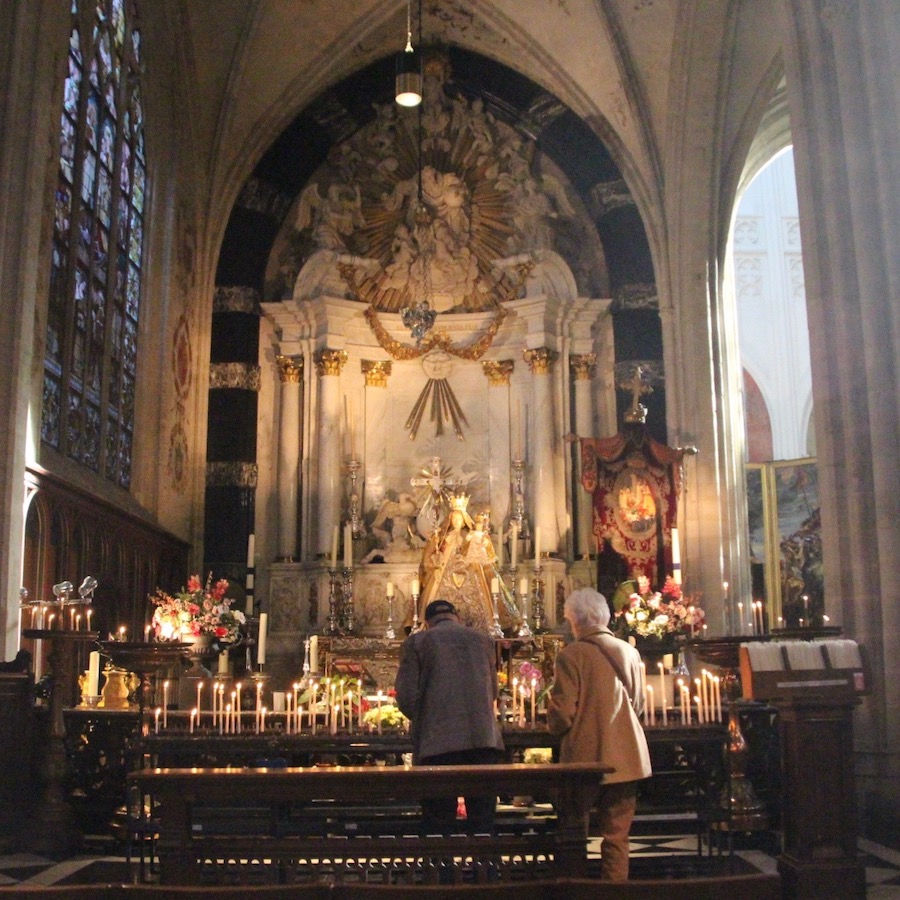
417;496;511;632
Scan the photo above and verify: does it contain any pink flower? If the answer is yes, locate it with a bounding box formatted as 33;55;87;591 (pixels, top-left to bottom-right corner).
187;575;202;593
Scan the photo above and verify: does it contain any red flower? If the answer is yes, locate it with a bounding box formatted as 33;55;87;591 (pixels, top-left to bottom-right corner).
187;575;201;593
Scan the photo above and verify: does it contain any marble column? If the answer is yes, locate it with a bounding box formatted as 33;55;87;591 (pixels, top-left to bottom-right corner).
275;355;303;560
361;359;392;531
524;348;559;557
314;349;347;558
571;353;597;557
481;360;515;533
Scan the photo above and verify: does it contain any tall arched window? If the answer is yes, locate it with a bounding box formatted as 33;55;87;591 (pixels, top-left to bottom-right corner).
42;0;145;490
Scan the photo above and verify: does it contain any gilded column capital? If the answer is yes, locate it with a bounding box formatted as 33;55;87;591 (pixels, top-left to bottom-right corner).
570;353;598;381
361;359;393;387
481;359;515;387
276;355;304;384
314;348;348;377
523;347;558;375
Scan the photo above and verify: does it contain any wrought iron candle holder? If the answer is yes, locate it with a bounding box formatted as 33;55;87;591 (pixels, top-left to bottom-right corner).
531;565;545;633
341;567;356;634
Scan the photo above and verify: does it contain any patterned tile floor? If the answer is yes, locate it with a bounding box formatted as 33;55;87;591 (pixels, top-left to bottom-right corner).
1;833;899;894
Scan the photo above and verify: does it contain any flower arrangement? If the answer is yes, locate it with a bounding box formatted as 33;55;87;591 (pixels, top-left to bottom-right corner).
613;575;704;641
150;574;245;644
363;703;408;731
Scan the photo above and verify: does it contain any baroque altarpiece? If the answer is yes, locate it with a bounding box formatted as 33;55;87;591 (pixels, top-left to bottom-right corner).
254;55;637;676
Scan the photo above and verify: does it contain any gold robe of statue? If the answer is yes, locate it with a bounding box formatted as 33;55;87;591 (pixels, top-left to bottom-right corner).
418;502;497;633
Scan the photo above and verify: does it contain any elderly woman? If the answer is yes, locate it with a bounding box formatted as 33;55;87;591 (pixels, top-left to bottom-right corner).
547;588;652;881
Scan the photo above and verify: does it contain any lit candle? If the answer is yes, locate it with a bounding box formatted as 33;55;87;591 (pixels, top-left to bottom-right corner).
713;676;722;722
75;613;81;631
229;692;236;733
47;613;55;630
196;681;203;716
530;678;537;727
190;708;197;734
236;682;243;733
510;524;518;569
224;703;231;734
154;707;161;734
162;681;169;728
737;602;744;636
534;526;541;563
257;613;268;666
330;525;339;569
688;606;695;637
347;691;354;734
70;607;76;630
118;625;127;641
86;608;92;632
357;679;363;729
331;703;338;736
343;522;353;569
694;678;703;723
144;624;151;642
695;695;702;724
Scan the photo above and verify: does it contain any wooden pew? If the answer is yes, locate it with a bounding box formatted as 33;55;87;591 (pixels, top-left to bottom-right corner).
129;762;609;885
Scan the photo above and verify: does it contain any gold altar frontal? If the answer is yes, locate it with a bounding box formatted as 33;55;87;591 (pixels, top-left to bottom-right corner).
320;633;565;691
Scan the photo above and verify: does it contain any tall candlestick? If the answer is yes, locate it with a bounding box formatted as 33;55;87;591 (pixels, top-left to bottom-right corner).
257;613;268;666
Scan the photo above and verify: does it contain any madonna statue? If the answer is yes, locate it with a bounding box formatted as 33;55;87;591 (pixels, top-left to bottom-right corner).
417;497;505;632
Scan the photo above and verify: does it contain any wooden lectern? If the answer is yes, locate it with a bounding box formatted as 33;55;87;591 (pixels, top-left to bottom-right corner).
740;639;869;899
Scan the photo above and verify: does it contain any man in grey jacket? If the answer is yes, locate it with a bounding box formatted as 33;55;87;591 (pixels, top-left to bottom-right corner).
395;599;504;834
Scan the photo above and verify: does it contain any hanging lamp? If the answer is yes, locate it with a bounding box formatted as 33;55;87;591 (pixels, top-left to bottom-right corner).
395;0;422;107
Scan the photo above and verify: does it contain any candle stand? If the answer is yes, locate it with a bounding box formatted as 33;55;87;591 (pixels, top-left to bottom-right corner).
489;585;504;639
516;584;533;639
410;588;422;634
347;460;365;539
325;569;342;635
341;567;356;634
383;591;396;640
22;628;99;857
530;565;545;633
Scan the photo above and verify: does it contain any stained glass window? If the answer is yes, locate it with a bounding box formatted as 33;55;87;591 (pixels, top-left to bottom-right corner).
42;0;145;490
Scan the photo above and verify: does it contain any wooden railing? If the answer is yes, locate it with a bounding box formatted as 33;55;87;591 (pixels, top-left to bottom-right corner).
128;762;610;885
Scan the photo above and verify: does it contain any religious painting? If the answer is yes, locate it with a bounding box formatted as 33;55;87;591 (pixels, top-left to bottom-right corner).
744;458;822;626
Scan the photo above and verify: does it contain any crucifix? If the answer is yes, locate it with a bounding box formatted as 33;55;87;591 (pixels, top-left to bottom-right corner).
410;456;463;536
619;365;653;424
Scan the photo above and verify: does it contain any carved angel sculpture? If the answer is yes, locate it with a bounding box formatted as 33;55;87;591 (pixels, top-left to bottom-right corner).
295;182;365;251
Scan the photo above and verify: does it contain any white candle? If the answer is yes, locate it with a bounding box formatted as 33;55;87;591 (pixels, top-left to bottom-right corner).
247;533;255;568
647;685;655;727
491;577;499;594
162;681;169;728
257;613;268;666
386;581;394;597
357;680;363;729
661;691;668;727
86;608;93;631
510;524;518;568
534;526;541;563
495;528;503;567
519;577;528;597
196;681;204;714
86;651;100;696
671;527;682;584
190;708;197;734
344;396;355;458
310;635;319;672
218;651;229;675
235;683;243;733
411;577;419;596
273;691;285;712
330;525;339;569
694;678;704;723
154;707;161;734
344;523;353;569
737;602;744;635
695;695;702;724
530;678;536;726
713;676;722;722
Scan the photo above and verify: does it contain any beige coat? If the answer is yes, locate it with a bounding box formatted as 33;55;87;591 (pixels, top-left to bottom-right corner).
547;628;652;784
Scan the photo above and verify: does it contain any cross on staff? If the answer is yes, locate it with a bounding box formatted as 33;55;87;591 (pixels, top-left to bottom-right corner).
618;365;653;423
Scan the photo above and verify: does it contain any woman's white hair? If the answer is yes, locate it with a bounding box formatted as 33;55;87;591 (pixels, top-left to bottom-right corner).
565;588;612;630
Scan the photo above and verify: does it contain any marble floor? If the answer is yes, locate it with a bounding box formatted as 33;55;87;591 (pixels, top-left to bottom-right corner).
1;832;899;894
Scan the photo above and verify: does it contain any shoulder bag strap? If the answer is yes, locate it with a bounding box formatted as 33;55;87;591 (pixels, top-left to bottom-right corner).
580;636;635;704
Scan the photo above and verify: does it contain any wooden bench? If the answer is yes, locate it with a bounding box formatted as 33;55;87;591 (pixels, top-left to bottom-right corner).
128;762;609;885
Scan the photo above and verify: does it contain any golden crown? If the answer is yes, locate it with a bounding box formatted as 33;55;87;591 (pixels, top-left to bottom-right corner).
449;493;470;512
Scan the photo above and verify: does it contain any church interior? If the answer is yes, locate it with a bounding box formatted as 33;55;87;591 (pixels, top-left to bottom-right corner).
0;0;898;895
